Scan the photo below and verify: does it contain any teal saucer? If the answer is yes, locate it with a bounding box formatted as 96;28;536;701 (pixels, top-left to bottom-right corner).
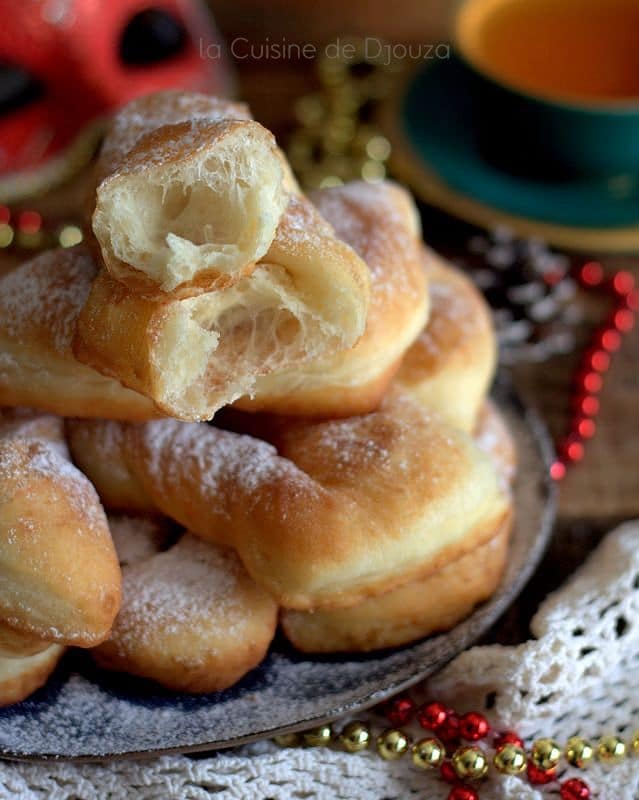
399;56;639;233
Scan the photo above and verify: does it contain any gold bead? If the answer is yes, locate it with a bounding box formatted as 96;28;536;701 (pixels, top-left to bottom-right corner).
376;728;411;760
597;734;626;763
59;224;83;248
0;223;14;248
318;175;344;189
365;135;391;162
302;724;333;747
411;737;445;769
632;730;639;756
493;743;527;775
531;738;562;770
565;737;594;768
294;94;327;128
339;721;371;752
360;159;386;183
273;732;300;747
452;745;489;780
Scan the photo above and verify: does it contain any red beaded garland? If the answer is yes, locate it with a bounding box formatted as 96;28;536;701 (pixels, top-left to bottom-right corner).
560;778;591;800
575;418;596;439
580;261;603;286
459;712;490;741
588;349;610;372
438;711;461;743
493;730;524;749
527;761;557;785
385;695;416;726
627;288;639;311
440;761;459;784
418;702;449;731
612;271;634;295
550;259;637;482
17;210;42;234
614;308;635;332
599;328;621;352
448;785;479;800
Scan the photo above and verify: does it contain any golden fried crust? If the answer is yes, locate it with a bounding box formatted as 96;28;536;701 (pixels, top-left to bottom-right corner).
67;391;508;611
75;195;370;421
66;418;156;513
281;509;512;653
93;535;277;693
235;181;428;417
95;91;252;183
0;247;161;421
0;624;50;658
396;250;497;432
475;400;517;491
0;413;121;648
0;646;65;707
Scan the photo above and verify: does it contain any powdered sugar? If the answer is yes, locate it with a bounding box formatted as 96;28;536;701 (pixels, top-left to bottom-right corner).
416;273;488;359
311;181;423;302
0;246;96;356
138;419;304;501
111;535;248;659
98;92;251;179
108;515;174;567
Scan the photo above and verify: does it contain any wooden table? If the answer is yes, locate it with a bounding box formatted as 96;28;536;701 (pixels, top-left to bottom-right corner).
1;60;637;639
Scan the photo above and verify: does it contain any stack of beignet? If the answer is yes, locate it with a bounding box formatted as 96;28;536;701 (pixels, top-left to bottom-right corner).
0;91;515;703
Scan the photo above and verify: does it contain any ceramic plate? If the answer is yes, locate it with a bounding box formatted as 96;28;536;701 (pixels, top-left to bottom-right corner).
401;57;639;229
383;57;639;252
0;380;555;762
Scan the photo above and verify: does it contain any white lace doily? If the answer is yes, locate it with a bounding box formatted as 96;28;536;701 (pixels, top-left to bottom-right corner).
2;520;638;800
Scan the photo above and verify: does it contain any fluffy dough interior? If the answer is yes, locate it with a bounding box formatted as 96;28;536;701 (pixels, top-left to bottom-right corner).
154;264;341;416
94;121;287;293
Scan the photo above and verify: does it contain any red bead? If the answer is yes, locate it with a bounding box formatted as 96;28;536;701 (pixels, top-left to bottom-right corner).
627;288;639;311
560;778;591;800
563;439;585;462
589;349;610;372
578;396;600;416
438;711;461;743
493;730;524;749
440;761;459;784
0;206;10;225
527;761;557;785
581;372;602;393
385;695;415;726
576;418;596;439
448;786;479;800
417;701;448;731
17;210;42;234
614;308;635;332
599;328;621;352
580;261;603;287
550;460;566;481
459;712;490;741
612;271;634;296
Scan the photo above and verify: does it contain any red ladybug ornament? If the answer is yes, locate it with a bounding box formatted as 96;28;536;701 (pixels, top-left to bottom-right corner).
0;0;230;200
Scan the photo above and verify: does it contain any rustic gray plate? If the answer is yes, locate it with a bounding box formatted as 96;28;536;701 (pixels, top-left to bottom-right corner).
0;381;555;762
